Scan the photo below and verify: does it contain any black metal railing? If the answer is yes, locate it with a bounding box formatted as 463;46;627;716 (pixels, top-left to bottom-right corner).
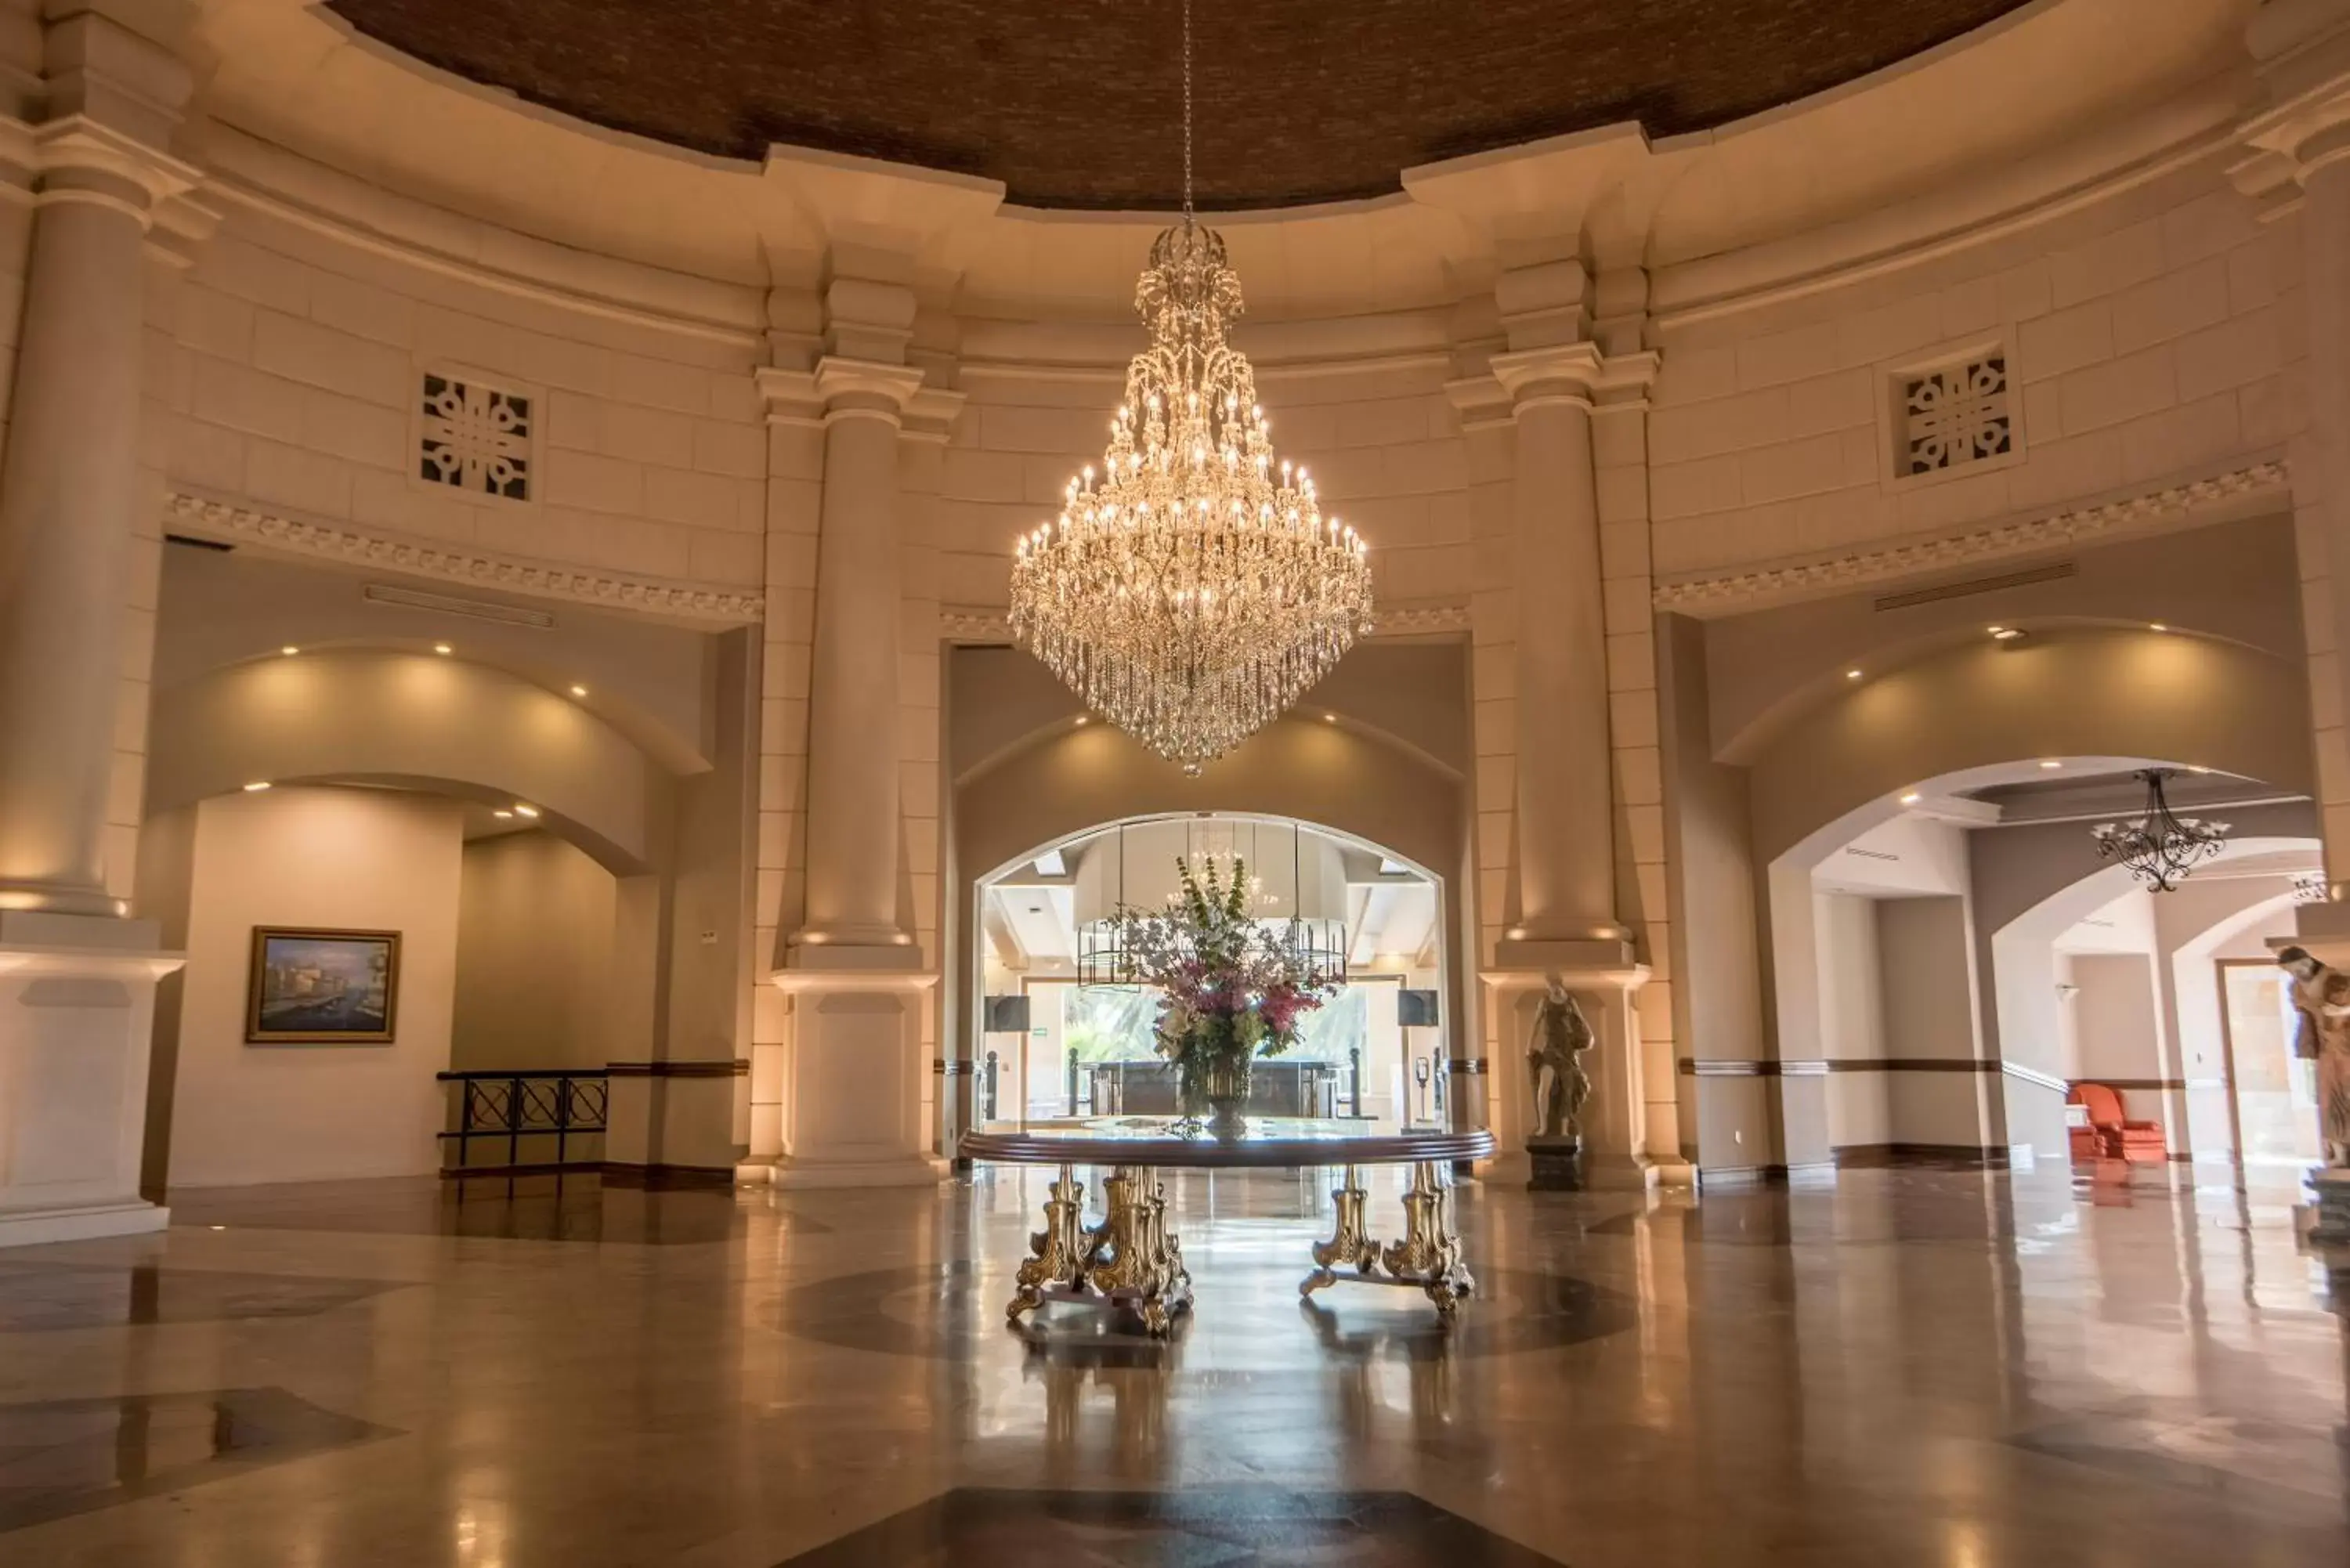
437;1069;609;1176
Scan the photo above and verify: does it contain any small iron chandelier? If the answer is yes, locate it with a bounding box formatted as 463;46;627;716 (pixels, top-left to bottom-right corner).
2090;768;2229;892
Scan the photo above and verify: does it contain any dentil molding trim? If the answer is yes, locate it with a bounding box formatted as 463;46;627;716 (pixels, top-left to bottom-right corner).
1650;461;2291;612
164;492;766;623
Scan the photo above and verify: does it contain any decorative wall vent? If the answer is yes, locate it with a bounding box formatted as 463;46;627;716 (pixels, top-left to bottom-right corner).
419;372;531;500
1900;352;2011;477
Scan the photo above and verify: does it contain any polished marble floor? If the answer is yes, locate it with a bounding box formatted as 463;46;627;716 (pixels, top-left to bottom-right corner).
2;1162;2345;1565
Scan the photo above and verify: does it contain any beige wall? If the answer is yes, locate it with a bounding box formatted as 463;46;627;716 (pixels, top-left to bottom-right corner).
145;649;669;873
151;786;463;1187
1747;627;2312;867
451;830;616;1073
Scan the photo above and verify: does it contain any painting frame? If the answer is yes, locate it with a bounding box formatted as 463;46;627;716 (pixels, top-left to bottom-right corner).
245;927;402;1045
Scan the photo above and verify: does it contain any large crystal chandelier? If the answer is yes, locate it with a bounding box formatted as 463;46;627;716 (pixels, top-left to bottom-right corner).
2091;768;2229;892
1007;0;1373;775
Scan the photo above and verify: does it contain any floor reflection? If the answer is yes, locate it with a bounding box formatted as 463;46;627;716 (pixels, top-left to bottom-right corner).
0;1165;2343;1566
0;1260;403;1331
166;1172;814;1245
0;1389;395;1534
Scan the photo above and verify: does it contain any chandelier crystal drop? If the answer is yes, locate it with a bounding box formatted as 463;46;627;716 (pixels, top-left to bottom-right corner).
1007;0;1373;775
2089;768;2229;892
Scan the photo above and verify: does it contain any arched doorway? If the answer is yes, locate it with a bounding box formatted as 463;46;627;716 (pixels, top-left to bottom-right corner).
971;814;1449;1131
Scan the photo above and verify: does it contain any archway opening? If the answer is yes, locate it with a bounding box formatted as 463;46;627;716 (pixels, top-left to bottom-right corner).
1758;752;2316;1171
973;814;1448;1129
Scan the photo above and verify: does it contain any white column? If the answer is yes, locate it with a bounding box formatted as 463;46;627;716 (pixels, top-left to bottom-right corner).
0;135;179;913
0;5;198;1243
796;359;923;951
1494;345;1619;950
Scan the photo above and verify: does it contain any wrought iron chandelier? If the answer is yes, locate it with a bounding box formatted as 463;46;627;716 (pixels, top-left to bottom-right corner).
1007;0;1374;775
2090;768;2229;892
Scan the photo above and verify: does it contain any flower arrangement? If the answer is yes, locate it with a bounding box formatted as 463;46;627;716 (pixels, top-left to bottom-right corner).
1102;854;1343;1129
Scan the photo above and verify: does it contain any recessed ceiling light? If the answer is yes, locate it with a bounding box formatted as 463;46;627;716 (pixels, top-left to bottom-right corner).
2040;760;2063;770
2188;765;2212;775
1846;669;1863;681
2149;623;2168;632
1991;627;2023;641
1900;792;1922;805
242;780;272;792
280;645;298;656
1324;713;1338;722
1074;716;1089;726
569;684;588;698
513;804;540;818
433;642;452;656
494;809;514;819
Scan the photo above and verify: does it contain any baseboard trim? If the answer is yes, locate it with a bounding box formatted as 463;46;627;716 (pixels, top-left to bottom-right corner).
1834;1143;2012;1171
1694;1161;1836;1188
598;1161;741;1190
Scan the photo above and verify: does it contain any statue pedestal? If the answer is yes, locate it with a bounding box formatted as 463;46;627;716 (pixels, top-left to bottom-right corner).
2310;1167;2350;1245
1527;1135;1584;1192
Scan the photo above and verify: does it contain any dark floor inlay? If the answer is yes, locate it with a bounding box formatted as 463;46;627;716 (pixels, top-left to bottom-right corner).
0;1262;404;1331
0;1387;398;1534
776;1487;1565;1566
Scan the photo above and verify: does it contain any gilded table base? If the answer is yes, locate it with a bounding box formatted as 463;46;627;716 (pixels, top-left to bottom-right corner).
1007;1164;1193;1337
1300;1159;1476;1321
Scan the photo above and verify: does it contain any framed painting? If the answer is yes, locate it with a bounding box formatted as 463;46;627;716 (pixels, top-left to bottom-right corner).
246;927;401;1044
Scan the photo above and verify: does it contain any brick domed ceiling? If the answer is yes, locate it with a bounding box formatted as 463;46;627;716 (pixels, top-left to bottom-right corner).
329;0;2037;211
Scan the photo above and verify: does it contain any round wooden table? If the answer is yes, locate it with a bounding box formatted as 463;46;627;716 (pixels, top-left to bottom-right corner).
960;1117;1496;1336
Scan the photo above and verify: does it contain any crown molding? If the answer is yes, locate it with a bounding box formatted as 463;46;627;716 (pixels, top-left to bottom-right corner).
1650;460;2291;613
164;492;765;624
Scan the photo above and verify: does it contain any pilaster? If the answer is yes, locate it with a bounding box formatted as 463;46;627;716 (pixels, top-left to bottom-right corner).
2239;1;2350;934
744;257;962;1183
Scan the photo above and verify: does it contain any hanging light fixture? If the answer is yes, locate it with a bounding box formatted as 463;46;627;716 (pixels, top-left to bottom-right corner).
1007;0;1374;775
2090;768;2229;892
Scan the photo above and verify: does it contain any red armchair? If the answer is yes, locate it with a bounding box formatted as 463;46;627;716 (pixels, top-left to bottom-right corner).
2066;1082;2166;1163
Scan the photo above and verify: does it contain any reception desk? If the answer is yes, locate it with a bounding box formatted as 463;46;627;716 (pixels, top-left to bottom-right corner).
1086;1058;1343;1118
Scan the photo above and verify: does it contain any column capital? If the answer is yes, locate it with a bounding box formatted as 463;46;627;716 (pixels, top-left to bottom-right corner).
2234;1;2350;208
1448;342;1662;428
757;357;965;441
9;113;199;224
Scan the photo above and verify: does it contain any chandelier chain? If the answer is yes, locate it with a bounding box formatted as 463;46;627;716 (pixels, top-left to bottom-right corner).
1180;0;1194;220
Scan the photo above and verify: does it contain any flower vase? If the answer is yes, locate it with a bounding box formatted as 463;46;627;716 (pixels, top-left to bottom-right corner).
1202;1051;1252;1140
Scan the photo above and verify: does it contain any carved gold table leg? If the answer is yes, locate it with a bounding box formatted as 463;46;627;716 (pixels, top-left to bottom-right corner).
1379;1159;1476;1319
1008;1163;1089;1324
1303;1163;1380;1297
1087;1165;1192;1335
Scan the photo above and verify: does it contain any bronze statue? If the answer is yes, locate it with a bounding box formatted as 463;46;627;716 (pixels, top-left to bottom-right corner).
1527;975;1594;1141
2278;945;2350;1168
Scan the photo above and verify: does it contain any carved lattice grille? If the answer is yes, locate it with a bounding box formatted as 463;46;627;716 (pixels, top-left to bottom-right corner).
419;374;531;500
1902;354;2010;476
